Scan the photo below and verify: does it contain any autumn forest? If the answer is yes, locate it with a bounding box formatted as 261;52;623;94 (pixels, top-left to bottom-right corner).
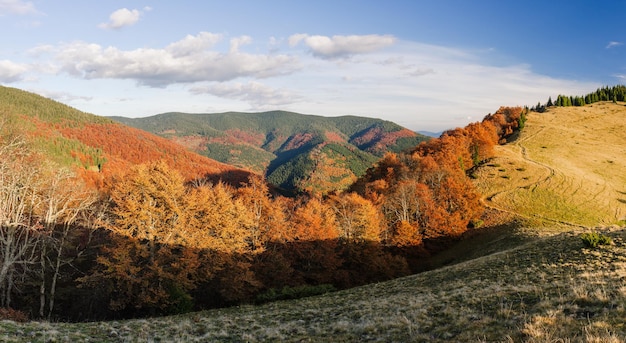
0;86;533;321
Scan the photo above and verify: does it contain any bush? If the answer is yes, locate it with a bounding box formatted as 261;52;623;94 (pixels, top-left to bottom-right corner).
580;232;612;248
166;284;194;315
0;308;28;322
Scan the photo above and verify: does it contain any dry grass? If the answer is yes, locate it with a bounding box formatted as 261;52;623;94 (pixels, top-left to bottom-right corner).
475;102;626;227
2;226;626;342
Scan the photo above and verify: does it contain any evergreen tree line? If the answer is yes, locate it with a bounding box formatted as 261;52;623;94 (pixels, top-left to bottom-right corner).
531;85;626;112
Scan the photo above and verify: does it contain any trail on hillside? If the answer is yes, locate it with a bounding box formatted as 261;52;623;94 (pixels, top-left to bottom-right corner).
480;128;586;228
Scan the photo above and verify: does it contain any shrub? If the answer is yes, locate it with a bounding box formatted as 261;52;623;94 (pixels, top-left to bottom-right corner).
166;284;194;315
0;308;28;322
580;232;612;248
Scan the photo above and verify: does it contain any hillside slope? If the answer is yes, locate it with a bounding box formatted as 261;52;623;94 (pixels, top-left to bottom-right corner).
113;111;428;194
473;102;626;227
0;86;251;185
3;226;625;342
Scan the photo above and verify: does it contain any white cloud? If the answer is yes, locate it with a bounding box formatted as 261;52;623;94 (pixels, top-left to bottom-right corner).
606;41;623;49
24;33;601;131
166;32;223;57
0;0;37;15
190;81;302;108
229;36;252;53
50;32;299;86
0;60;28;82
289;34;396;59
614;74;626;82
269;40;599;130
99;8;143;30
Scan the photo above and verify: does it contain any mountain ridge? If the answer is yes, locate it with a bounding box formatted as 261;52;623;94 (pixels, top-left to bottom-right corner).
112;110;429;194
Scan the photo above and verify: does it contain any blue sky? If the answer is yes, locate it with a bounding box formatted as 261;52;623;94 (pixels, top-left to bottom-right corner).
1;0;624;131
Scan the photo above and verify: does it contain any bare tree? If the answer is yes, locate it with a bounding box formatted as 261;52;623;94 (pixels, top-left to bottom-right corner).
0;138;43;307
37;167;98;319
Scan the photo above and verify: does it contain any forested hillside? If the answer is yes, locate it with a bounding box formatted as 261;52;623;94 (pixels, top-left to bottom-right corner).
0;86;526;321
113;111;428;194
0;86;252;186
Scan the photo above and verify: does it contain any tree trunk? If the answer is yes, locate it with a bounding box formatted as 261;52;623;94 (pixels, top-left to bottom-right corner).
39;243;47;318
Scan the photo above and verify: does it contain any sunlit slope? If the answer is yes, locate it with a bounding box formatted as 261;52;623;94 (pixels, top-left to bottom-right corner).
475;102;626;226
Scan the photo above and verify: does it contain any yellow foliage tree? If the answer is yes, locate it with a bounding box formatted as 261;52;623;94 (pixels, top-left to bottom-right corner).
328;192;383;243
88;161;199;314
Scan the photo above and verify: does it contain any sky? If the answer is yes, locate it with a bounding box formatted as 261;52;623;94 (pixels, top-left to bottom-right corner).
1;0;624;132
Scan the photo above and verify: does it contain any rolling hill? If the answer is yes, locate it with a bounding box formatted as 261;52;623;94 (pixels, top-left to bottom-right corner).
0;86;252;186
473;101;626;227
4;101;625;341
112;111;429;194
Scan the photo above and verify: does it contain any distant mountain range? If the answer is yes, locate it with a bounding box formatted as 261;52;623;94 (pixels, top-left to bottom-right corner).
0;85;429;195
417;130;443;138
112;111;429;194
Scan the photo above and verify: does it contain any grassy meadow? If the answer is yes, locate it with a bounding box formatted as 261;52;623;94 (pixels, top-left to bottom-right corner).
474;102;626;227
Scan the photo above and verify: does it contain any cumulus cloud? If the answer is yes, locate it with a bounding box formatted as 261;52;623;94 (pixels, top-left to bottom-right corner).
289;34;395;59
0;60;28;82
190;81;302;108
99;7;148;29
23;31;600;131
166;32;223;57
0;0;37;15
49;32;299;87
229;36;252;53
606;41;623;49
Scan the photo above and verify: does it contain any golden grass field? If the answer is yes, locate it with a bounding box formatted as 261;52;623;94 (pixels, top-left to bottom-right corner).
475;102;626;228
2;102;626;342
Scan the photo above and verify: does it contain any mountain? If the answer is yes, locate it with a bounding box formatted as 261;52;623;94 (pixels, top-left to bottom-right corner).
417;130;443;138
0;86;252;186
112;111;429;194
3;83;626;340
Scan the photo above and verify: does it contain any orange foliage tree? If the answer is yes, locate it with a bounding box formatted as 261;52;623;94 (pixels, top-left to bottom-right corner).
352;108;521;255
283;197;342;284
84;161;201;314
